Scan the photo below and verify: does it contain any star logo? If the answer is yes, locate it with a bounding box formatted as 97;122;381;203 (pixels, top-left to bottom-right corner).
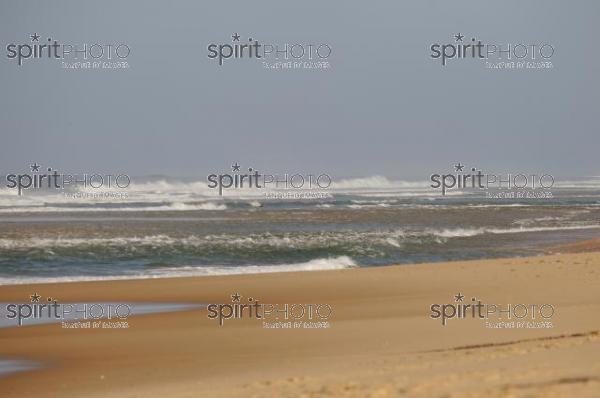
30;293;41;303
454;293;465;302
232;33;241;42
30;162;41;172
454;163;464;172
30;33;40;42
232;162;241;172
454;33;464;42
231;293;241;302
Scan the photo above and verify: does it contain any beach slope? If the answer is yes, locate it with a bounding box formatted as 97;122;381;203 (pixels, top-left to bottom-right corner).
0;252;599;398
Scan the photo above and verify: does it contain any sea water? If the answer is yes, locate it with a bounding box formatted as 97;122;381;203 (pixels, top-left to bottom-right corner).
0;176;599;284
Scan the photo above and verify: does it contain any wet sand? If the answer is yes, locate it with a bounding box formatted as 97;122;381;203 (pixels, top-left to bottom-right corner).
0;251;599;397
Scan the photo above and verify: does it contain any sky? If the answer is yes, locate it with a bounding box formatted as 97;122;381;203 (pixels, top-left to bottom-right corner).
0;0;599;179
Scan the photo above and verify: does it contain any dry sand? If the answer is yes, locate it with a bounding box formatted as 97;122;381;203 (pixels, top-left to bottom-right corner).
0;252;599;398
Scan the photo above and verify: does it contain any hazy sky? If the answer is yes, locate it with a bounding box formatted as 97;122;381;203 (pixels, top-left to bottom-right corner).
0;1;598;179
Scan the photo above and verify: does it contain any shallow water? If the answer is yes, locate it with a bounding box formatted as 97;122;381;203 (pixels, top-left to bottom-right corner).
0;359;38;377
0;302;202;328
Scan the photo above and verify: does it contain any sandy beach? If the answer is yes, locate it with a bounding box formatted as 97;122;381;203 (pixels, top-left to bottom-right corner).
2;1;598;397
0;250;598;398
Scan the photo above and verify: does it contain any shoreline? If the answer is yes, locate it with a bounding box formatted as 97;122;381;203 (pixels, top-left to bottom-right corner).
2;234;599;288
1;251;599;397
0;245;579;288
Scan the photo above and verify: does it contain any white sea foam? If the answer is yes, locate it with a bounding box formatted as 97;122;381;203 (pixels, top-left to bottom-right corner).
0;256;357;285
0;201;227;213
1;222;598;252
147;256;357;277
427;224;600;238
347;203;391;209
554;178;600;188
333;176;426;190
1;174;598;213
248;200;262;208
0;234;181;249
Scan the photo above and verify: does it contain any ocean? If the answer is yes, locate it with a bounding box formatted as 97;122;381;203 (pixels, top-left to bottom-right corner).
1;176;599;284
